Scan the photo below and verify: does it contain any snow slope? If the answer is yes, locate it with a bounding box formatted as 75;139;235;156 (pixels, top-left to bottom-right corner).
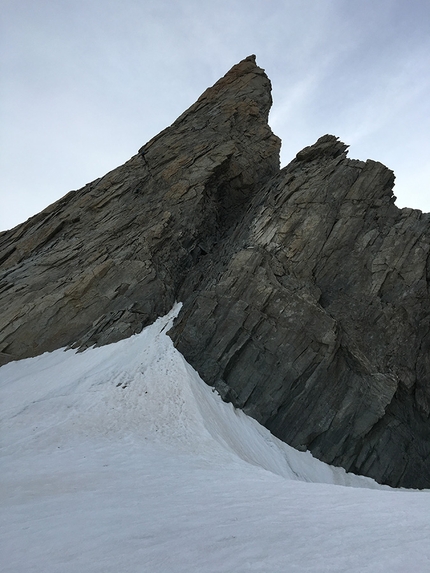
1;305;430;572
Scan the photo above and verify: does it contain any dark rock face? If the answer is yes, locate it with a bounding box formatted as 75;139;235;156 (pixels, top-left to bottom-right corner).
1;56;429;488
170;134;430;489
0;56;280;361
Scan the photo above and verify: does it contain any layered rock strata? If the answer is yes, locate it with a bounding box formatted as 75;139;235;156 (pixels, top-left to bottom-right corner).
170;134;430;488
1;56;429;488
0;56;280;360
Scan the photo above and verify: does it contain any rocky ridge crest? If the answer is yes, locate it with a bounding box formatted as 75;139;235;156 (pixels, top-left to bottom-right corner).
1;57;429;488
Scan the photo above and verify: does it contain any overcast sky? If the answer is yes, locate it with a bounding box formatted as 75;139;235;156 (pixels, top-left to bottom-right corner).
1;0;430;231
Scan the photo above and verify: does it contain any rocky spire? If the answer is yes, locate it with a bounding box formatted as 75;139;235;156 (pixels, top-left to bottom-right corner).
1;58;430;488
0;56;280;362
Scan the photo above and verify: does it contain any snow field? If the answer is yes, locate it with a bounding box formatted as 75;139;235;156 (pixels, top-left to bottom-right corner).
1;305;430;572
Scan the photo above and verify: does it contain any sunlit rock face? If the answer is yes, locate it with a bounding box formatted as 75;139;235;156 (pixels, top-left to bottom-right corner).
1;56;429;488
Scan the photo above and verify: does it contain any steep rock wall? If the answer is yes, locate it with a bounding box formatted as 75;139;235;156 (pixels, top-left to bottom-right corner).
0;56;280;362
170;135;430;488
1;57;429;488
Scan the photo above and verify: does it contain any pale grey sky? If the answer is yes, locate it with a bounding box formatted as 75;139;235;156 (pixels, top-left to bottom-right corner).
1;0;430;230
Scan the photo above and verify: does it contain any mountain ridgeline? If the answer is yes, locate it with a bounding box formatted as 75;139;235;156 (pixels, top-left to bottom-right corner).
1;56;429;488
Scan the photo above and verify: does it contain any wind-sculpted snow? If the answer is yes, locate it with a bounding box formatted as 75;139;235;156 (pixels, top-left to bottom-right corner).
1;307;430;572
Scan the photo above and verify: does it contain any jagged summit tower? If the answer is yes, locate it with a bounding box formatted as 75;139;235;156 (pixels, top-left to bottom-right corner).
1;57;430;488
